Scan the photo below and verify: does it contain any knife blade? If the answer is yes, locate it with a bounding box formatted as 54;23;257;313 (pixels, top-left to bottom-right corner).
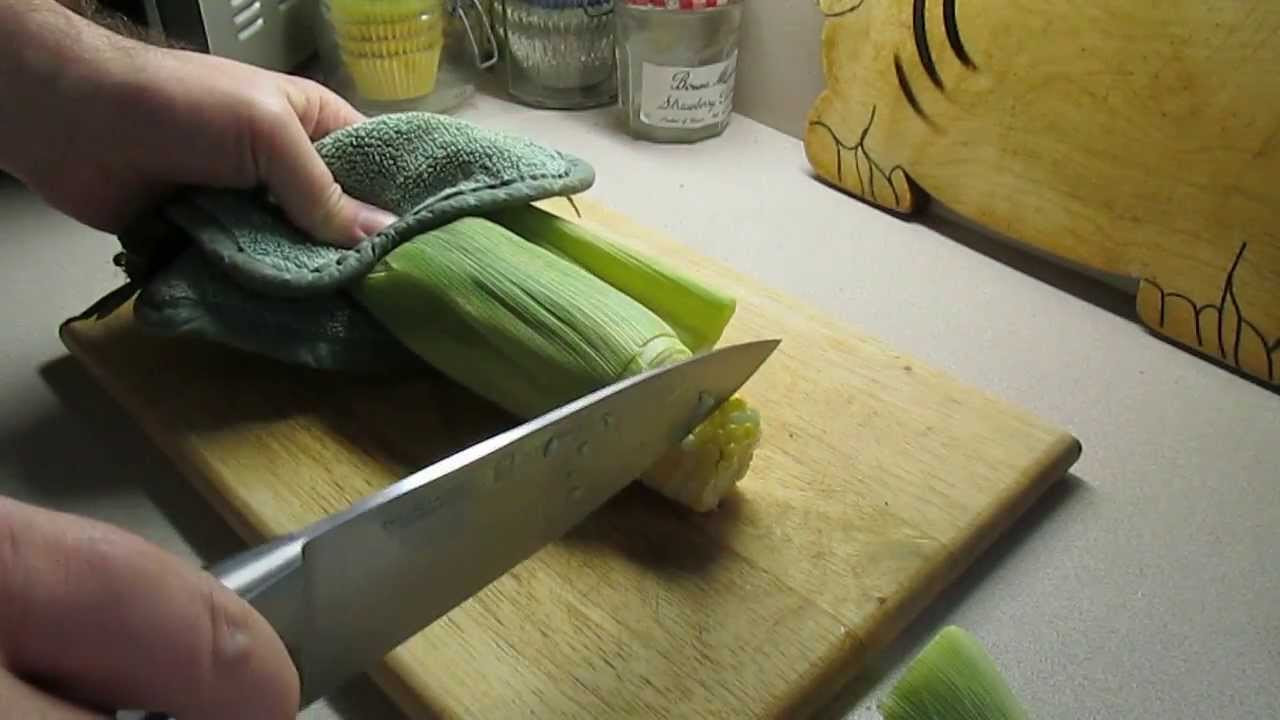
125;338;777;716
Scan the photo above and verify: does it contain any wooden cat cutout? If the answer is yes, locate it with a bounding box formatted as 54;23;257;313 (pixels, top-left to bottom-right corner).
804;0;1280;388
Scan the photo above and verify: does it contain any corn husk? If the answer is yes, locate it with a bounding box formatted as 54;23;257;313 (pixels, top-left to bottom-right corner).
351;212;762;513
881;626;1030;720
350;217;691;419
486;204;736;353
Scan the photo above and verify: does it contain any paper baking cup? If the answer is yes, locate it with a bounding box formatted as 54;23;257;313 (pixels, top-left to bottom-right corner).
328;0;443;23
337;27;442;57
332;15;441;42
344;47;443;100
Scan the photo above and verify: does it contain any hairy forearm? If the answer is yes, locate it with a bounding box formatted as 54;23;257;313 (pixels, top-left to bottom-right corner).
55;0;159;41
0;1;387;245
0;1;149;180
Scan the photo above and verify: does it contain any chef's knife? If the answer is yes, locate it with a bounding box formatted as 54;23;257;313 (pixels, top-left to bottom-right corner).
119;338;779;718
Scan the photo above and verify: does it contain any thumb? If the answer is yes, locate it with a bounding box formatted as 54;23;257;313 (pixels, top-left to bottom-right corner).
251;107;397;248
0;497;299;719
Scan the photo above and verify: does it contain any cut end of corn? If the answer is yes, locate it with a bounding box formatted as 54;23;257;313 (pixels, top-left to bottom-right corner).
880;626;1030;720
640;394;761;513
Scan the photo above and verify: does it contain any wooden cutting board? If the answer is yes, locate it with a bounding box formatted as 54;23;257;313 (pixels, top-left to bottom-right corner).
804;0;1280;389
59;195;1081;719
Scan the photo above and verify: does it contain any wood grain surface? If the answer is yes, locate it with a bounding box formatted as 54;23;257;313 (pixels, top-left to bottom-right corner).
805;0;1280;388
59;195;1081;718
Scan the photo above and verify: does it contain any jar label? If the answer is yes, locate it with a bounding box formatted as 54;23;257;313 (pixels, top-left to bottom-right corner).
639;51;737;129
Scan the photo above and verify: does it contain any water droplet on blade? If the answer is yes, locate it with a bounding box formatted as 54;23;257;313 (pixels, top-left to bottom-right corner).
577;441;590;456
602;412;615;428
697;391;717;413
492;453;515;485
569;485;583;501
543;437;559;457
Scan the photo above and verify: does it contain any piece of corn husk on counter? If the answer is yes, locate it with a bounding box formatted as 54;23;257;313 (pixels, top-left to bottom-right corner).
349;206;761;512
880;626;1031;720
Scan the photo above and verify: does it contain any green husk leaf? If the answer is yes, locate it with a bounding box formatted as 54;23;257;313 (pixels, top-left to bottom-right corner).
486;204;736;353
349;216;691;419
880;626;1030;720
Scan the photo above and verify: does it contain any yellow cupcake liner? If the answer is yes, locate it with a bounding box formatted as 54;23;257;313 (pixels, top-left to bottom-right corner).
333;16;445;42
343;47;443;101
336;25;443;57
328;0;444;27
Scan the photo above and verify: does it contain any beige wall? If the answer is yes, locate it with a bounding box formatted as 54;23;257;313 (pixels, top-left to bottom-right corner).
733;1;827;140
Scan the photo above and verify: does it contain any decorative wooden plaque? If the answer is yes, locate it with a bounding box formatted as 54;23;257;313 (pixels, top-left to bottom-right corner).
805;0;1280;387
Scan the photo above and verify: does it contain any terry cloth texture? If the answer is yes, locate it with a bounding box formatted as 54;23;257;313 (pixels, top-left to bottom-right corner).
151;111;595;297
132;249;426;374
79;111;596;374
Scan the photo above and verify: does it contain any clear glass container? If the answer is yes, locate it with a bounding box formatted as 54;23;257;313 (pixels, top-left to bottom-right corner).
497;0;618;109
616;0;743;143
316;0;497;114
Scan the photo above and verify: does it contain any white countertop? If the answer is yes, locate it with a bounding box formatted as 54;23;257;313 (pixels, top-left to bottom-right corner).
1;92;1276;720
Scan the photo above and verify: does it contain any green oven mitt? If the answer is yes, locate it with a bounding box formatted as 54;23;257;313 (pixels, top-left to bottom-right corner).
130;248;427;374
73;111;596;374
156;111;594;297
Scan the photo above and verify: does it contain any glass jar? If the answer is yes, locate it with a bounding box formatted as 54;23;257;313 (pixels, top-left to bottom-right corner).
497;0;618;109
316;0;496;114
615;0;743;143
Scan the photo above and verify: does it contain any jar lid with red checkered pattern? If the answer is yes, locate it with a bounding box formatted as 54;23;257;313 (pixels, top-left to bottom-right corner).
623;0;742;9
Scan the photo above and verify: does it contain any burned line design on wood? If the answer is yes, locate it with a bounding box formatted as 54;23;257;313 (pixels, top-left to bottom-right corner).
1142;242;1278;382
819;0;866;18
896;0;980;121
894;54;934;125
808;106;911;208
942;0;976;68
913;0;945;89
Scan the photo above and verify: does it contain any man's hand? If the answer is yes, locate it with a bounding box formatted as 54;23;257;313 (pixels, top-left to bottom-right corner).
0;1;396;248
0;496;299;719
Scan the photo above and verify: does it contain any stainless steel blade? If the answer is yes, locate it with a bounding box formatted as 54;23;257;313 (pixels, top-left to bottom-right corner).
274;339;778;704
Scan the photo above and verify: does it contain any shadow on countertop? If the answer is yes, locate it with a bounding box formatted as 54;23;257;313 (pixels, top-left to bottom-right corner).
802;166;1138;323
921;204;1138;321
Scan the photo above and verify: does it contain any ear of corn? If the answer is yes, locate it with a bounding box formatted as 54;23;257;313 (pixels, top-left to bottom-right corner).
349;212;762;512
486;204;737;353
349;216;691;419
638;395;761;512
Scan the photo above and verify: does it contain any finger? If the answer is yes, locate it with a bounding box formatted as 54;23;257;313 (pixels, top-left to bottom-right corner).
0;668;100;720
251;105;396;248
0;497;299;720
281;75;366;139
